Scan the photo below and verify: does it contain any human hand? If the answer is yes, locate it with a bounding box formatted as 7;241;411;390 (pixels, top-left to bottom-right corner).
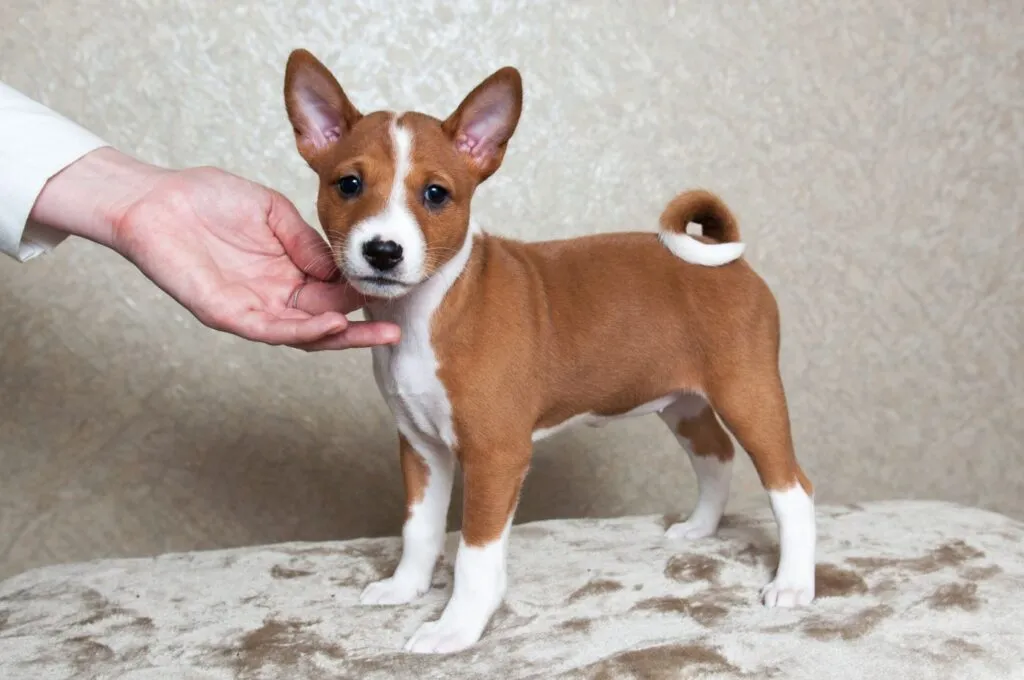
30;148;399;350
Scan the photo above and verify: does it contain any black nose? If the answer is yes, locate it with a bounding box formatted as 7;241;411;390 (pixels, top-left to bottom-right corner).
362;238;403;271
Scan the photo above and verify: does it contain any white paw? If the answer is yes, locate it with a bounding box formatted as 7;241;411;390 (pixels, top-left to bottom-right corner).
665;519;718;541
404;618;482;654
761;576;815;608
359;577;428;606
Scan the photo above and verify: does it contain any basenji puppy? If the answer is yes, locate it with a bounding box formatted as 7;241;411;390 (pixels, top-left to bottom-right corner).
283;49;816;654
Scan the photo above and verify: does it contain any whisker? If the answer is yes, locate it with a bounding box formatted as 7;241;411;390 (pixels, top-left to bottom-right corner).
421;244;462;272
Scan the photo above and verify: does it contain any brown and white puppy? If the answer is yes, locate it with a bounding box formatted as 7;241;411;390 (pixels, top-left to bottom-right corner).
284;49;815;654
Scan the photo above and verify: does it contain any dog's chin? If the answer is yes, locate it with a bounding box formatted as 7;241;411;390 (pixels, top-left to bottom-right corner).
348;274;417;300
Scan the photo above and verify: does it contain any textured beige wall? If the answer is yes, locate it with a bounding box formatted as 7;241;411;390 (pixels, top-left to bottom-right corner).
1;1;1021;579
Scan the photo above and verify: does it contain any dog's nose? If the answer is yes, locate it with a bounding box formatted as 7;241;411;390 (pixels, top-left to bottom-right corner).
362;238;404;271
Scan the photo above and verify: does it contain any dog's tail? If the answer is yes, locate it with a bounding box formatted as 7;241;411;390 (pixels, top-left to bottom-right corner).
658;190;745;266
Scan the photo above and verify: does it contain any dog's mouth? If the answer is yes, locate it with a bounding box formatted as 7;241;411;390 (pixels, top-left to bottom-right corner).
349;274;415;299
358;275;407;287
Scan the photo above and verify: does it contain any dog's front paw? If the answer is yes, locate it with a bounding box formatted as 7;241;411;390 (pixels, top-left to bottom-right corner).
665;518;718;541
359;576;428;606
404;618;482;654
761;576;814;608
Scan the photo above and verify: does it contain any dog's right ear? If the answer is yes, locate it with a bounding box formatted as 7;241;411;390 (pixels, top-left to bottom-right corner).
284;49;362;167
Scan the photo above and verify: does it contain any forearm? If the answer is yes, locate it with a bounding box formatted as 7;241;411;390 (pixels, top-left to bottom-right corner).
28;146;165;251
0;82;147;260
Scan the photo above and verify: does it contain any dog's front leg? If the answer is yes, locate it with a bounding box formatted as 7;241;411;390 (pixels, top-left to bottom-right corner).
405;443;530;654
361;433;455;605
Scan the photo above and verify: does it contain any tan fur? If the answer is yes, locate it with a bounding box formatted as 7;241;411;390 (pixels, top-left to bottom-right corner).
659;189;741;243
399;435;430;520
433;231;811;546
676;406;735;462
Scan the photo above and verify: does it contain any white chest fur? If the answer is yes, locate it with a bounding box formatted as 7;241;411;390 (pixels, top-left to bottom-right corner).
370;321;456;450
366;227;477;451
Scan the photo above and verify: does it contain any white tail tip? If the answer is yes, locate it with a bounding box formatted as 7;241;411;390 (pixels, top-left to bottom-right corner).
659;232;746;266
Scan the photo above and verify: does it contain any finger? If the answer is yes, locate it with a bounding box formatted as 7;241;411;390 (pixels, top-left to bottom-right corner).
294;280;368;316
238;310;350;346
275;308;310;320
274;308;350;329
290;321;401;351
267;192;340;282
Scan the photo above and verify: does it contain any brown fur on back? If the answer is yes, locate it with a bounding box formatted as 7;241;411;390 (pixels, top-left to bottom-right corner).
433;231;778;450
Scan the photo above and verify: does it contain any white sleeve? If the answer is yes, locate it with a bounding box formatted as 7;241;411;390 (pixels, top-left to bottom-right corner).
0;82;109;262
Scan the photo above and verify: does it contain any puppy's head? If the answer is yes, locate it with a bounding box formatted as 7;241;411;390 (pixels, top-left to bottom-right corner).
284;50;522;299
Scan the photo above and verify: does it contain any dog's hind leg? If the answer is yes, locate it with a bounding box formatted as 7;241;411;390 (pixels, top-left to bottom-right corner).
659;393;735;541
707;368;816;608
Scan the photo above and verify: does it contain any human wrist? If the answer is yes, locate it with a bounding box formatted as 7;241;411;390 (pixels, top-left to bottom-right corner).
28;147;168;250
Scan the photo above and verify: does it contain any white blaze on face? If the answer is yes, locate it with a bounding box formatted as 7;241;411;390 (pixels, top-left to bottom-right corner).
344;116;427;297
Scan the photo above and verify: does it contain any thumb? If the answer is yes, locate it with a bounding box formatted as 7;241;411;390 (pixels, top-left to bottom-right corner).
267;191;339;282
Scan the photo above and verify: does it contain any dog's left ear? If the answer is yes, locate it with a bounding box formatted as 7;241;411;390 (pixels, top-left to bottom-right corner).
442;67;523;182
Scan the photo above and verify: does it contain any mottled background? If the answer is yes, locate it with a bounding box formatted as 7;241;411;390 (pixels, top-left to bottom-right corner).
1;1;1021;580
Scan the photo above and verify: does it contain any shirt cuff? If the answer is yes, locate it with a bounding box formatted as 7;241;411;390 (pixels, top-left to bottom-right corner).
0;82;109;262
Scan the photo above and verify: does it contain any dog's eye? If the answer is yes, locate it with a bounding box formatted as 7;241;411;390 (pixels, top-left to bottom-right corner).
423;184;450;209
336;175;362;198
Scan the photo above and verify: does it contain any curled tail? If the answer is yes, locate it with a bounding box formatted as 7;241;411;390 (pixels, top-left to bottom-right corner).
658;189;745;266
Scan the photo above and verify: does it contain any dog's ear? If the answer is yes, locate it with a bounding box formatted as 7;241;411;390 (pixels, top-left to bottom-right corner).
442;67;523;182
284;49;362;167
